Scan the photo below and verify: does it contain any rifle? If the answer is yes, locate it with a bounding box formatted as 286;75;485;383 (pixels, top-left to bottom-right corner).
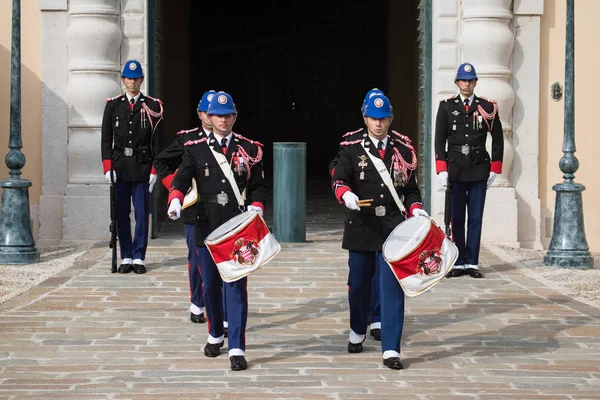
444;179;452;238
109;154;118;273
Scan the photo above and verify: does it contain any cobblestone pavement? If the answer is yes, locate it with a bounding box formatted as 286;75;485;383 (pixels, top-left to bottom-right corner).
1;181;599;399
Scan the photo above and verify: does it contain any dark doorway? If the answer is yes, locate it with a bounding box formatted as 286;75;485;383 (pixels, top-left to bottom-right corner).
187;1;388;178
155;0;421;231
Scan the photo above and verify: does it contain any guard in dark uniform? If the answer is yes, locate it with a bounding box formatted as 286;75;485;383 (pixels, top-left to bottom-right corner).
434;62;503;279
330;88;386;341
166;92;267;371
154;90;217;324
101;60;164;274
330;92;428;370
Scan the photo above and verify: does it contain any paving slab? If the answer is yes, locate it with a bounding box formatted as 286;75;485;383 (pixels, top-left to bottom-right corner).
0;182;599;399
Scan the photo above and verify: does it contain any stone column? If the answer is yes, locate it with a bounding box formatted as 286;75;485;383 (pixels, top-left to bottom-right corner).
63;0;122;240
39;0;69;245
512;0;544;249
460;0;519;246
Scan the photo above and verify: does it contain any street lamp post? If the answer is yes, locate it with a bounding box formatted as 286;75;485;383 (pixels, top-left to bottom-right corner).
0;0;40;264
543;0;593;269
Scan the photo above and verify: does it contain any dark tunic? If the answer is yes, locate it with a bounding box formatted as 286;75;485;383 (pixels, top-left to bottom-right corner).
330;128;422;252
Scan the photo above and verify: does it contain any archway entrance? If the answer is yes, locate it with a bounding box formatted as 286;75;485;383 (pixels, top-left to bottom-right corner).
153;0;421;232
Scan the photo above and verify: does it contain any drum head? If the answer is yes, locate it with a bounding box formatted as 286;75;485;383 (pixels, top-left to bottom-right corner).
383;217;431;262
205;211;254;242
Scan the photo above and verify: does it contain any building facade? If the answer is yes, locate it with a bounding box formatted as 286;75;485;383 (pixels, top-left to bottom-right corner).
1;0;598;253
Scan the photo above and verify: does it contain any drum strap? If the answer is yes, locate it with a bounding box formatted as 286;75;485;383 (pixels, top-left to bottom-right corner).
209;147;245;208
361;140;406;214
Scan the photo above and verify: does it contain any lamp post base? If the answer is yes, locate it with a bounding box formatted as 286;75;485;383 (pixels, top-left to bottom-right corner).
543;250;593;269
543;182;593;269
0;179;40;264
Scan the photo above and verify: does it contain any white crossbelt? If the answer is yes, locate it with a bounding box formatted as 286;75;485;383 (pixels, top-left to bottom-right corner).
209;146;245;208
361;140;406;214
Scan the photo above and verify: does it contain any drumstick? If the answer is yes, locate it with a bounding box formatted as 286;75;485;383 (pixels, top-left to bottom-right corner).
357;199;373;207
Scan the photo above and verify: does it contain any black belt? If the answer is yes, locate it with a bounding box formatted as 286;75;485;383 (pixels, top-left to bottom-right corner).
114;145;140;156
199;193;233;206
358;204;400;217
448;144;482;155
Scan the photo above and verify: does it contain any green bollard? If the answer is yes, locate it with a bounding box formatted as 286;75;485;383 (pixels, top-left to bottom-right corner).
273;142;306;242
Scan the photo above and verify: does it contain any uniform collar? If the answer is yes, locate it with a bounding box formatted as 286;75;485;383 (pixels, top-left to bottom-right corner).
369;135;388;149
211;132;233;147
458;93;475;105
125;93;141;103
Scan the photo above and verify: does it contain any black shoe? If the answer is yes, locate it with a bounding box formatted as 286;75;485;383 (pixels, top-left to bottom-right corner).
203;342;224;358
383;357;404;370
466;268;483;278
133;264;147;274
347;341;363;353
446;268;465;278
190;312;206;324
224;326;228;338
370;328;381;341
118;263;133;274
229;355;248;371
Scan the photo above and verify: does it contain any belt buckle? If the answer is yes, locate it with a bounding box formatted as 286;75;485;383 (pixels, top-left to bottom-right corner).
461;144;470;155
124;147;133;157
375;205;386;217
217;192;229;206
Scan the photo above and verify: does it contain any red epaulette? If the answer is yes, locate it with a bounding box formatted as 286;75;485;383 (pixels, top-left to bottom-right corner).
391;130;415;151
176;127;199;135
145;95;163;103
233;132;263;147
342;128;364;137
105;94;123;102
478;96;497;103
183;138;208;146
340;139;362;146
443;95;456;102
391;130;411;143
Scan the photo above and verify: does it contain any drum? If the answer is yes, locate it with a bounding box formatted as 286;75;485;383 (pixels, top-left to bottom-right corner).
182;178;197;210
205;211;281;282
382;217;458;297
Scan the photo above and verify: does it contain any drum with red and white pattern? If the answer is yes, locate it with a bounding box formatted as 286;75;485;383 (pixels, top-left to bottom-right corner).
205;211;280;282
382;217;458;297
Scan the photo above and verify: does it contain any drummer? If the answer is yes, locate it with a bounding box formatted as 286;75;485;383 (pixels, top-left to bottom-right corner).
166;91;267;371
329;91;428;370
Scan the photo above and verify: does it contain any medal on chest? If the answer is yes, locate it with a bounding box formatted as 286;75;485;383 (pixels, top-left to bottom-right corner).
358;155;368;180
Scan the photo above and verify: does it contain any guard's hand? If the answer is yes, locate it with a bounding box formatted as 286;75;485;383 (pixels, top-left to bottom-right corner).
105;170;117;184
149;173;157;193
438;171;448;188
168;198;182;220
487;172;497;189
247;205;264;217
412;208;429;219
342;191;360;211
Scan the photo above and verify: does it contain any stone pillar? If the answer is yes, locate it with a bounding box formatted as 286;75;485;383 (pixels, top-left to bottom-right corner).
512;1;544;249
460;0;519;246
39;0;69;245
63;0;122;240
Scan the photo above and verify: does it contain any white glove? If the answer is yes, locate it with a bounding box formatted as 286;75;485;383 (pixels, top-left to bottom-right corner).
487;172;497;189
105;170;117;184
149;173;157;193
412;208;429;218
168;198;182;220
341;191;360;211
438;171;448;188
247;205;263;217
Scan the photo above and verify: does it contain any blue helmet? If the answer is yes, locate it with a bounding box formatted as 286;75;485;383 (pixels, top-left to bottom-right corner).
455;62;478;81
361;88;385;112
208;91;237;115
197;90;217;112
122;60;144;79
363;94;393;119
